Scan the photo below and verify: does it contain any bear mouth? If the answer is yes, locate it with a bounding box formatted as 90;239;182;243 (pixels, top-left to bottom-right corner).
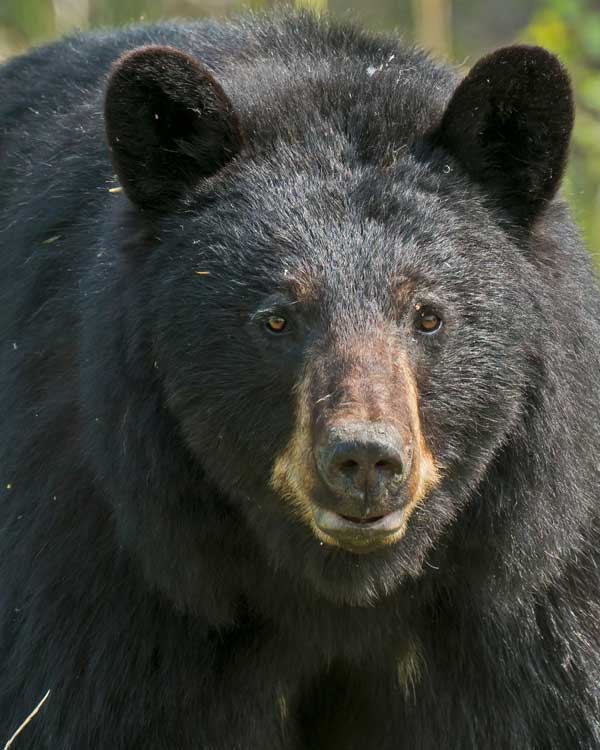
311;506;407;553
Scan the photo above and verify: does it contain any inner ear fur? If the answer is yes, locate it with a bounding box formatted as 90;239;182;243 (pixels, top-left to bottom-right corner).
433;45;574;226
105;46;243;209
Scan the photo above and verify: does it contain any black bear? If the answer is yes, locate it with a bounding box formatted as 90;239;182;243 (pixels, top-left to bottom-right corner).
1;10;599;750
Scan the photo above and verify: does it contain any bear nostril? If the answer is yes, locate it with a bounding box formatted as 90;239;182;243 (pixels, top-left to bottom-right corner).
317;422;409;502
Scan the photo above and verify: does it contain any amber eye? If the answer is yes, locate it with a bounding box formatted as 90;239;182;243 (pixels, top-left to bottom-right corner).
416;308;442;334
265;315;288;334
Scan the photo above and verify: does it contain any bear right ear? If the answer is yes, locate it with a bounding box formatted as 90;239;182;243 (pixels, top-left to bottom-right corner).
432;45;574;226
105;46;243;209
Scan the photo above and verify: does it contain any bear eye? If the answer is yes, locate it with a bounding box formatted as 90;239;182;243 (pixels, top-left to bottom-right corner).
416;307;442;335
265;315;288;334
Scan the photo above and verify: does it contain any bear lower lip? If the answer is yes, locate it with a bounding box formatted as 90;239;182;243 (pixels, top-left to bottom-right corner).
312;507;406;552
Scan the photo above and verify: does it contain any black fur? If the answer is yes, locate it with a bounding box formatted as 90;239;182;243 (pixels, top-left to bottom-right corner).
433;45;574;226
0;11;599;749
105;46;243;207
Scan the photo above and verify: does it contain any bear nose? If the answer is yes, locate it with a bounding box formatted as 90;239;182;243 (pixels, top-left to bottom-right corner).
316;422;408;512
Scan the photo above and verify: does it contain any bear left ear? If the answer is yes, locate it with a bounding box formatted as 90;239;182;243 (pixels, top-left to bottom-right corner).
105;46;243;209
432;45;574;226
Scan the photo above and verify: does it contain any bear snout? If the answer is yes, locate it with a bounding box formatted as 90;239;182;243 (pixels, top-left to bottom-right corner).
314;421;411;514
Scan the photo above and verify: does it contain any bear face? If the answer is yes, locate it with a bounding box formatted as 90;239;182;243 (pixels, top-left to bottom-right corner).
145;161;538;606
104;42;574;607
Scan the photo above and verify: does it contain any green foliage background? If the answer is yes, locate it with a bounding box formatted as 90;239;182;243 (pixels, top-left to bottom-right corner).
524;0;600;260
0;0;598;262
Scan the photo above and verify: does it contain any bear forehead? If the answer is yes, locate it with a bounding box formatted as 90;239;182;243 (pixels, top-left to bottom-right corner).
223;55;453;155
182;159;514;311
186;202;505;313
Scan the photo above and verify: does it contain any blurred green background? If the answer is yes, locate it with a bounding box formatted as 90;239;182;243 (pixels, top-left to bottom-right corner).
1;0;598;260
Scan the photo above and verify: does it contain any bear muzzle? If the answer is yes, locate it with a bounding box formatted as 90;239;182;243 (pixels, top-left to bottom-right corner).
311;421;415;552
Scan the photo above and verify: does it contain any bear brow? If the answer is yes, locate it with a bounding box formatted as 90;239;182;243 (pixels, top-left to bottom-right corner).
393;277;416;306
279;273;318;305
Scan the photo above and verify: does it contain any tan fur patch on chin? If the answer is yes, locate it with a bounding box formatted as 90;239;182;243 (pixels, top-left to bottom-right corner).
397;638;423;699
311;521;411;552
